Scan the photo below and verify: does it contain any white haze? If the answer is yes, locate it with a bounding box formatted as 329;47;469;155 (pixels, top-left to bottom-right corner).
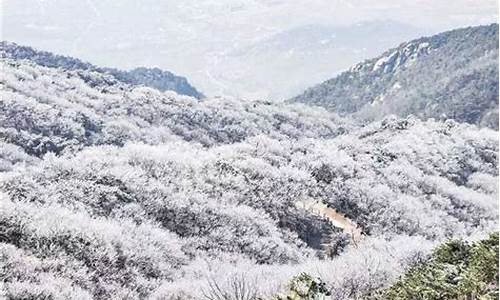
1;0;498;98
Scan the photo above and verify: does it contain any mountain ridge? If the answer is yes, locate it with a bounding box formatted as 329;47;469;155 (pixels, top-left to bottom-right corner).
0;41;205;99
290;24;499;129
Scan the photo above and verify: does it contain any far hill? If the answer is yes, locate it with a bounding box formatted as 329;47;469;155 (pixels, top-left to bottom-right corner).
290;24;499;129
0;41;204;99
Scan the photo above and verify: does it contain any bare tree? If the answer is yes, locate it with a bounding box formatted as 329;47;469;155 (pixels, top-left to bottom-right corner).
202;274;258;300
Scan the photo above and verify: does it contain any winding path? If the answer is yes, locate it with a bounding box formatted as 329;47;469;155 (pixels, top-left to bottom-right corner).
295;199;362;247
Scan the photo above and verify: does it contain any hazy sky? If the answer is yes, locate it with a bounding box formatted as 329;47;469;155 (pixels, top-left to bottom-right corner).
1;0;498;98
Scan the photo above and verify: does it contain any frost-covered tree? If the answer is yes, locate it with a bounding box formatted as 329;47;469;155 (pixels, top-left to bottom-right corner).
0;38;498;299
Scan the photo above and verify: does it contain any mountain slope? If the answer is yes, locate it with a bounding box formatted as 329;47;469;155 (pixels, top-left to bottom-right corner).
0;56;349;158
1;50;498;299
290;24;499;129
365;233;499;300
0;41;204;99
271;233;499;300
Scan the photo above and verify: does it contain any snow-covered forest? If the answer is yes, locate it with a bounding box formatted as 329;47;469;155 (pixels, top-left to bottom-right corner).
0;24;498;300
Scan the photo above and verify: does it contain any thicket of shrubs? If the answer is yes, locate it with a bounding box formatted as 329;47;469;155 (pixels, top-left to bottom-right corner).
366;232;499;300
0;47;498;299
265;233;499;300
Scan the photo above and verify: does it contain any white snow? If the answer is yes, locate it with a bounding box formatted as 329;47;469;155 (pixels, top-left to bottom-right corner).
373;51;398;72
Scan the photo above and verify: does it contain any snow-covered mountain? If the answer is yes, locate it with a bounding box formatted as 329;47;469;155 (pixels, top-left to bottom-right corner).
0;42;204;99
1;41;498;299
290;24;499;129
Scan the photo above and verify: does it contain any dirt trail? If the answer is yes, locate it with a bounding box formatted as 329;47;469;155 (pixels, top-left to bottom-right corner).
296;199;362;246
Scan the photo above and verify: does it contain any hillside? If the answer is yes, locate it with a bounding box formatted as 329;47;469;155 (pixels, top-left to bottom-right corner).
1;51;498;299
270;233;499;300
0;41;204;99
366;233;499;300
290;24;499;129
0;57;348;159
